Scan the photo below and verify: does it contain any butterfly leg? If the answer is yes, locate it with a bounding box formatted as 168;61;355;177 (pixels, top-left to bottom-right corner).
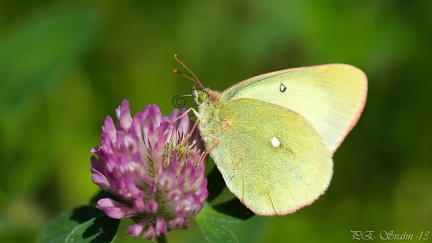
199;134;221;164
171;107;201;143
170;107;202;122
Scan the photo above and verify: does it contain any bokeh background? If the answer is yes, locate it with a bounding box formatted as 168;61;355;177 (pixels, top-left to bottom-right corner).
1;1;431;242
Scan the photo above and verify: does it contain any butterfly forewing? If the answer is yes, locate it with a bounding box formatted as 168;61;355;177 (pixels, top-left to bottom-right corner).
219;64;367;153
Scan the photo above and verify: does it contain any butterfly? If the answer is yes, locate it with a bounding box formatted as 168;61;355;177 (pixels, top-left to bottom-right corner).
175;55;367;216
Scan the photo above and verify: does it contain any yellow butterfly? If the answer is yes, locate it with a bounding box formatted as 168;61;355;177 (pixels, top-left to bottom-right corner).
176;55;367;216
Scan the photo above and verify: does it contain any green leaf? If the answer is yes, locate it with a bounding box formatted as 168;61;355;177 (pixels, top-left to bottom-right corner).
195;203;241;243
196;210;238;243
36;206;120;243
196;219;238;243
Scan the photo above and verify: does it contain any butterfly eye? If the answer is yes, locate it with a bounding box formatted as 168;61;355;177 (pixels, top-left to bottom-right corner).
198;91;207;103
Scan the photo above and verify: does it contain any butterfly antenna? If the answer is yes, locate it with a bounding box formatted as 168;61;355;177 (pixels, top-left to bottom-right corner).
173;54;204;90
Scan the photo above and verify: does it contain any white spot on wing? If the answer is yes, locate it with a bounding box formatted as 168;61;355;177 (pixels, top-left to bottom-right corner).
271;136;281;148
280;83;286;92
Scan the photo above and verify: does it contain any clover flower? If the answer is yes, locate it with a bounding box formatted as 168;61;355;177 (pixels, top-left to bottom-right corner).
90;100;207;240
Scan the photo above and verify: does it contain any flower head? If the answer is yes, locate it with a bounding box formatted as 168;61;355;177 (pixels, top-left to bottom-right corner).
90;100;207;240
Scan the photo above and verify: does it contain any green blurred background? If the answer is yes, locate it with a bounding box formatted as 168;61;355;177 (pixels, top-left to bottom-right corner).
1;1;431;242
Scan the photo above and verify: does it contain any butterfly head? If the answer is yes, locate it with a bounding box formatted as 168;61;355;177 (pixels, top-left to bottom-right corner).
193;87;221;106
193;88;207;105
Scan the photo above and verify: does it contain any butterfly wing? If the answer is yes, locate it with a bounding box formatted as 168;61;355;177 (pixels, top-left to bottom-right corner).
220;64;367;153
209;98;332;215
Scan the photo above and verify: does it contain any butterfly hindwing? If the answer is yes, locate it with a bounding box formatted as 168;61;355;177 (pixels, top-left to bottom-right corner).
207;98;333;215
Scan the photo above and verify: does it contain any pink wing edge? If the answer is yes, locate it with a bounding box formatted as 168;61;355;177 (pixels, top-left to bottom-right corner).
331;67;368;154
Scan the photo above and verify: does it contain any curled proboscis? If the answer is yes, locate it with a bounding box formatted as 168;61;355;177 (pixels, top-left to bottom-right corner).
172;95;186;108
